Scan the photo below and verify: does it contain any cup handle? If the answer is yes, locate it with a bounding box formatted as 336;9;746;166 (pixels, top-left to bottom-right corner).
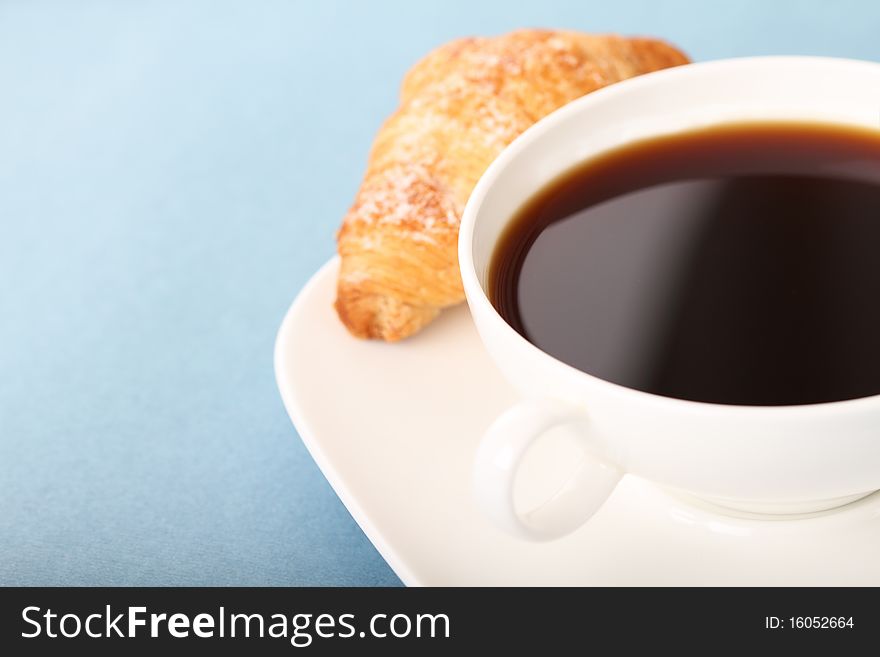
473;399;623;541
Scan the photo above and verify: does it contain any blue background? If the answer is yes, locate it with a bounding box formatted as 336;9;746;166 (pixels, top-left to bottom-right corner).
1;0;879;586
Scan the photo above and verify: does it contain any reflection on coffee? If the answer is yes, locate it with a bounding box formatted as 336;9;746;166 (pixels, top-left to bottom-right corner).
490;122;880;406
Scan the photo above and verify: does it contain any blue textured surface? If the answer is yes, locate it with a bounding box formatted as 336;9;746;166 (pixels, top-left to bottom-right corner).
1;0;879;586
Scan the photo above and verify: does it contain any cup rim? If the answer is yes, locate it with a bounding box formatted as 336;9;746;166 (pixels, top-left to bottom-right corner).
458;55;880;416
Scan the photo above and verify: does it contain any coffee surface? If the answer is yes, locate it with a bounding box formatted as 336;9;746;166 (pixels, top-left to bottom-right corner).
490;122;880;405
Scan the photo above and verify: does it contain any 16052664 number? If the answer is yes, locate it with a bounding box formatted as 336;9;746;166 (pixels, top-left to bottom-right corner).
790;617;854;629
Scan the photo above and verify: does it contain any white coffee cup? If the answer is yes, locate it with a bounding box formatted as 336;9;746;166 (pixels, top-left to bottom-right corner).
458;56;880;541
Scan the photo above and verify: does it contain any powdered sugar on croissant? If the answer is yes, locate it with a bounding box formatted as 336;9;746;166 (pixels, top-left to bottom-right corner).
336;29;689;341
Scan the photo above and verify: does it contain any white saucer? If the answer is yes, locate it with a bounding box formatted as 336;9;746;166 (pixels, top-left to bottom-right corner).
275;258;880;585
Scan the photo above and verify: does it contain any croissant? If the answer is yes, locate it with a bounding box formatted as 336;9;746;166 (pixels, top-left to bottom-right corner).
335;29;689;341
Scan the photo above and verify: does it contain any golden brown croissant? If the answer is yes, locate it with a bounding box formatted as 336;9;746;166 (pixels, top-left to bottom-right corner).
335;29;689;341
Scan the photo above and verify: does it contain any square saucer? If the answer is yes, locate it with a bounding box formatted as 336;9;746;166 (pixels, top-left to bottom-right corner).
275;258;880;585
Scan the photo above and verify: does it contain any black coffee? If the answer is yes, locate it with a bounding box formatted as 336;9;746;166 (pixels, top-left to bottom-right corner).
490;122;880;406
